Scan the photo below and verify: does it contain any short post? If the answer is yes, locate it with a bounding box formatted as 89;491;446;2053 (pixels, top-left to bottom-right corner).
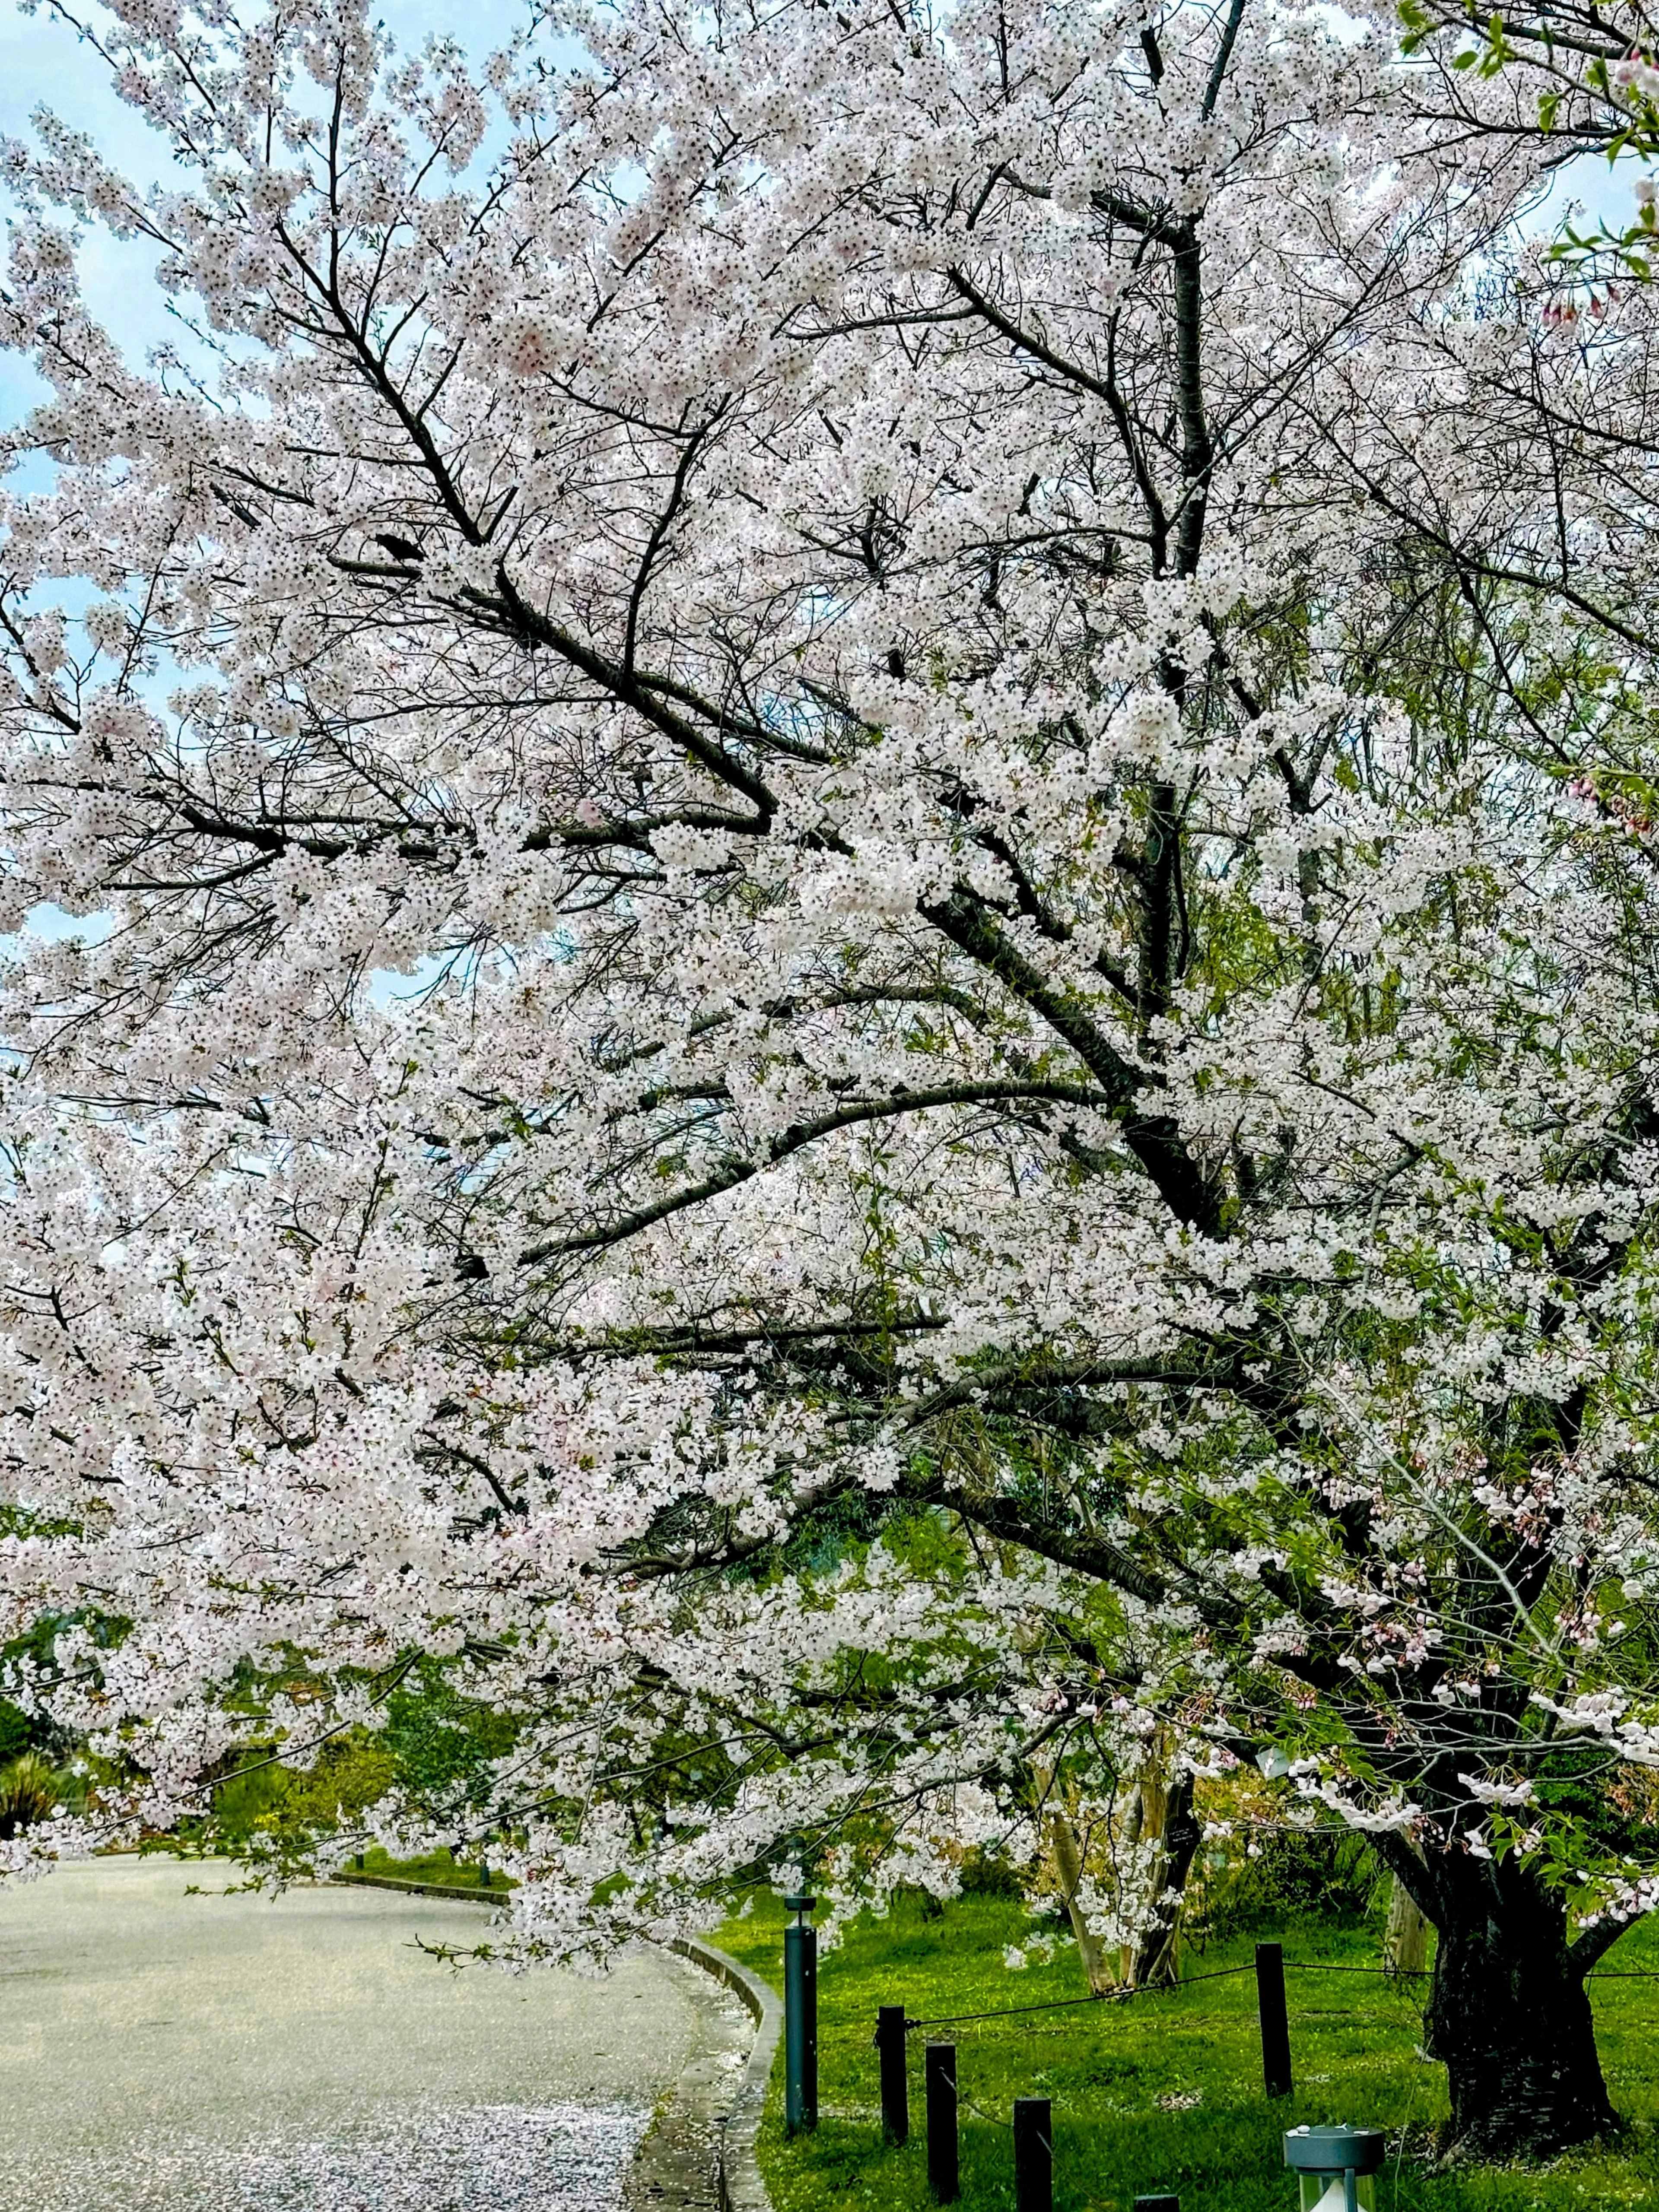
353;1851;365;1870
478;1860;490;1887
926;2042;959;2202
876;2004;909;2143
1012;2096;1052;2212
1256;1940;1293;2099
783;1892;819;2135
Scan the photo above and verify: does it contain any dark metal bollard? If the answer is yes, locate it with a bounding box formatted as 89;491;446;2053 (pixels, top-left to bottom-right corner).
1013;2096;1052;2212
926;2042;959;2202
1256;1941;1293;2099
876;2005;909;2143
783;1893;819;2134
478;1860;490;1886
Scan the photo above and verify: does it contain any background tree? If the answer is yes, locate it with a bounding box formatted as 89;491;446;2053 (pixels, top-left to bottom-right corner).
3;0;1659;2158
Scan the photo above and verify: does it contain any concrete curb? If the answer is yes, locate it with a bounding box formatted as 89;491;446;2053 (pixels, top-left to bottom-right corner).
330;1872;509;1905
324;1879;777;2208
668;1936;780;2212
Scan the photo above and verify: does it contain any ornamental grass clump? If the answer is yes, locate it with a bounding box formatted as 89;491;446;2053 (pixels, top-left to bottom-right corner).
0;1752;62;1840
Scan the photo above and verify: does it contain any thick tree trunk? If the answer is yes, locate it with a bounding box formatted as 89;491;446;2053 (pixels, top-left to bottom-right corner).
1423;1874;1618;2160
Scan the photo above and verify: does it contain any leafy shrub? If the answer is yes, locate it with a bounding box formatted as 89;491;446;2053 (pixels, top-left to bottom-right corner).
379;1667;516;1827
0;1698;29;1764
957;1848;1027;1898
1192;1825;1384;1943
211;1731;397;1864
206;1663;515;1872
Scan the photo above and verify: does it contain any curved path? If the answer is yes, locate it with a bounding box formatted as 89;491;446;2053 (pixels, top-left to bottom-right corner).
0;1857;742;2212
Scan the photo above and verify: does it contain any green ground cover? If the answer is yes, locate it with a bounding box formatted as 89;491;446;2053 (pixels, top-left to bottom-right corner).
344;1845;513;1891
712;1896;1659;2212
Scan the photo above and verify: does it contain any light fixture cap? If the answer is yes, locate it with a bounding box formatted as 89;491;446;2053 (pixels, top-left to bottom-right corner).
1283;2126;1386;2176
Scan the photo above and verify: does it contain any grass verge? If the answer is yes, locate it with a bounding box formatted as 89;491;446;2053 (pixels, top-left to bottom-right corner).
712;1895;1659;2212
345;1844;513;1891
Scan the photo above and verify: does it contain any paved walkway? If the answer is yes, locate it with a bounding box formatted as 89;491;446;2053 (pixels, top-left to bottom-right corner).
0;1858;736;2212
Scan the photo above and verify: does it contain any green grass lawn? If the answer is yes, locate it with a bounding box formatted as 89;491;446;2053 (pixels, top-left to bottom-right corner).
342;1844;514;1891
712;1895;1659;2212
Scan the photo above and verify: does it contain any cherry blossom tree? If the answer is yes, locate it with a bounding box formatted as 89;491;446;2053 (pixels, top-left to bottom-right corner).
3;0;1659;2158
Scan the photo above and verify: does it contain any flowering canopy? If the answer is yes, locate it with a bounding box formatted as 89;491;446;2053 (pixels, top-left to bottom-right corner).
2;0;1659;2144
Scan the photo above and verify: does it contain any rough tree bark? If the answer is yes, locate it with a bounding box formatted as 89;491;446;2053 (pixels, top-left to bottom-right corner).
1383;1873;1430;1980
1374;1837;1621;2160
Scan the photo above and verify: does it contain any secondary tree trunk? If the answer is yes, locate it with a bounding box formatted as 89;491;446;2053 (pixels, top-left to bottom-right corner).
1034;1739;1201;1995
1130;1765;1200;1989
1421;1862;1619;2161
1382;1873;1430;1979
1046;1802;1118;1996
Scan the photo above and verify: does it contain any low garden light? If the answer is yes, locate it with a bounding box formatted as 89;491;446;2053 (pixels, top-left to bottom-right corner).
1284;2124;1386;2212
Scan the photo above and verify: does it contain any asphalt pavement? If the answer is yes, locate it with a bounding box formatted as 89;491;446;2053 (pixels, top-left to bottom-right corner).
0;1857;726;2212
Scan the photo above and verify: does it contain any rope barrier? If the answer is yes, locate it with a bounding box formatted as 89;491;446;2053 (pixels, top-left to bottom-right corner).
905;1990;1119;2030
1284;1960;1429;1978
901;1952;1653;2034
939;2061;1015;2134
1277;1958;1659;1985
873;1932;1659;2202
904;1960;1253;2031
